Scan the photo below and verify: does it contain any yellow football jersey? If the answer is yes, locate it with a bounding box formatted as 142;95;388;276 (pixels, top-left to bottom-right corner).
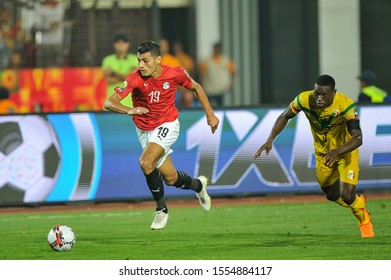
290;90;359;155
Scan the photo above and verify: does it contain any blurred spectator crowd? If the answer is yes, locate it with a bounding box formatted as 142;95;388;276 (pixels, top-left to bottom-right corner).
0;0;240;114
0;0;75;70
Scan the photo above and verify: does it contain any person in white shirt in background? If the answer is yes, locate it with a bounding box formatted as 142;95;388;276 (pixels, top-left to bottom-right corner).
34;0;64;68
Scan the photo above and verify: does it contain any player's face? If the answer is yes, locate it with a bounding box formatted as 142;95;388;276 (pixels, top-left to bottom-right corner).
313;84;336;108
137;52;161;77
114;40;129;54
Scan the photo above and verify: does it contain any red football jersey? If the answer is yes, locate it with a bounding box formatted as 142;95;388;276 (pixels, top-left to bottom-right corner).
115;65;193;130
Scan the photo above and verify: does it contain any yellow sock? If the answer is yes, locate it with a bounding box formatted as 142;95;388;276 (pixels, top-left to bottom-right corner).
335;197;349;208
349;195;370;225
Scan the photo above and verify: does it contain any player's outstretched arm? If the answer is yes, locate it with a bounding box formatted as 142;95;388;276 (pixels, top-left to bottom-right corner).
253;106;296;159
104;92;149;116
190;79;219;134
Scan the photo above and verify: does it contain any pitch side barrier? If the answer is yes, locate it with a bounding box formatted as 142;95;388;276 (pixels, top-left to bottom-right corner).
0;106;390;206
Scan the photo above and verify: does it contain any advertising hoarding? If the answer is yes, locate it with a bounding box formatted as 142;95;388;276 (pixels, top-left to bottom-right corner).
0;106;390;205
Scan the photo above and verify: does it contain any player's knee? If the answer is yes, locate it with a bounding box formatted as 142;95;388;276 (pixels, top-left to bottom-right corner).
321;181;341;202
164;177;176;186
325;192;339;202
341;193;355;205
322;188;339;202
163;174;178;186
139;159;155;174
340;185;356;205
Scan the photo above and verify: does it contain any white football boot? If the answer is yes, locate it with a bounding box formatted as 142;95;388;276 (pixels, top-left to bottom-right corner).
151;209;169;230
196;176;211;211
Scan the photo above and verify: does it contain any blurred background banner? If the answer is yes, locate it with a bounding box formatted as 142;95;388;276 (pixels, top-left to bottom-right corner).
1;106;390;206
1;0;390;113
1;67;106;112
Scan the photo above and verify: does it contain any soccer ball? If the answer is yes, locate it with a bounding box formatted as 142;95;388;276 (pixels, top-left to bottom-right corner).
47;225;76;251
0;115;61;205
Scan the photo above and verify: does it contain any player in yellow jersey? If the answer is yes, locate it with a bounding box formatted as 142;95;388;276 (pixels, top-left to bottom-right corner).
253;75;374;238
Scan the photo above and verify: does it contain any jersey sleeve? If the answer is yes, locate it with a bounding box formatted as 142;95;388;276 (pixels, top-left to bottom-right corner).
176;67;193;89
290;94;303;114
114;72;137;99
342;101;359;121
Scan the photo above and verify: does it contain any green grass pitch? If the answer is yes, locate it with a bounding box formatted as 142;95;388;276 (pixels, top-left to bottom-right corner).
0;198;390;260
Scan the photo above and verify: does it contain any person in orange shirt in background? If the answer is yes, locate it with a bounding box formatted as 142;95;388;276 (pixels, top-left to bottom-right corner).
172;40;197;108
173;41;194;76
160;38;195;108
0;87;17;114
199;42;236;107
159;38;181;67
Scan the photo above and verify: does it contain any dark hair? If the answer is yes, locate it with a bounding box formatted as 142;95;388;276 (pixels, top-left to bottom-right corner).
358;69;376;85
316;74;336;90
137;41;160;56
213;42;222;52
114;34;129;42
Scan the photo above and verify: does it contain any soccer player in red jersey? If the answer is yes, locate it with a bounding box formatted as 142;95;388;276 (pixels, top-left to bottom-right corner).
104;41;219;230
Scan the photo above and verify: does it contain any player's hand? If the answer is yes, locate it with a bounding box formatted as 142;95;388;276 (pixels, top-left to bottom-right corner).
207;114;220;134
324;149;340;167
127;107;149;116
253;141;273;159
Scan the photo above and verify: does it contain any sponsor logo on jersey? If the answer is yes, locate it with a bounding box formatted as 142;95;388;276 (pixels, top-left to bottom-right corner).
331;110;340;118
348;170;355;180
163;82;170;90
118;81;128;92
